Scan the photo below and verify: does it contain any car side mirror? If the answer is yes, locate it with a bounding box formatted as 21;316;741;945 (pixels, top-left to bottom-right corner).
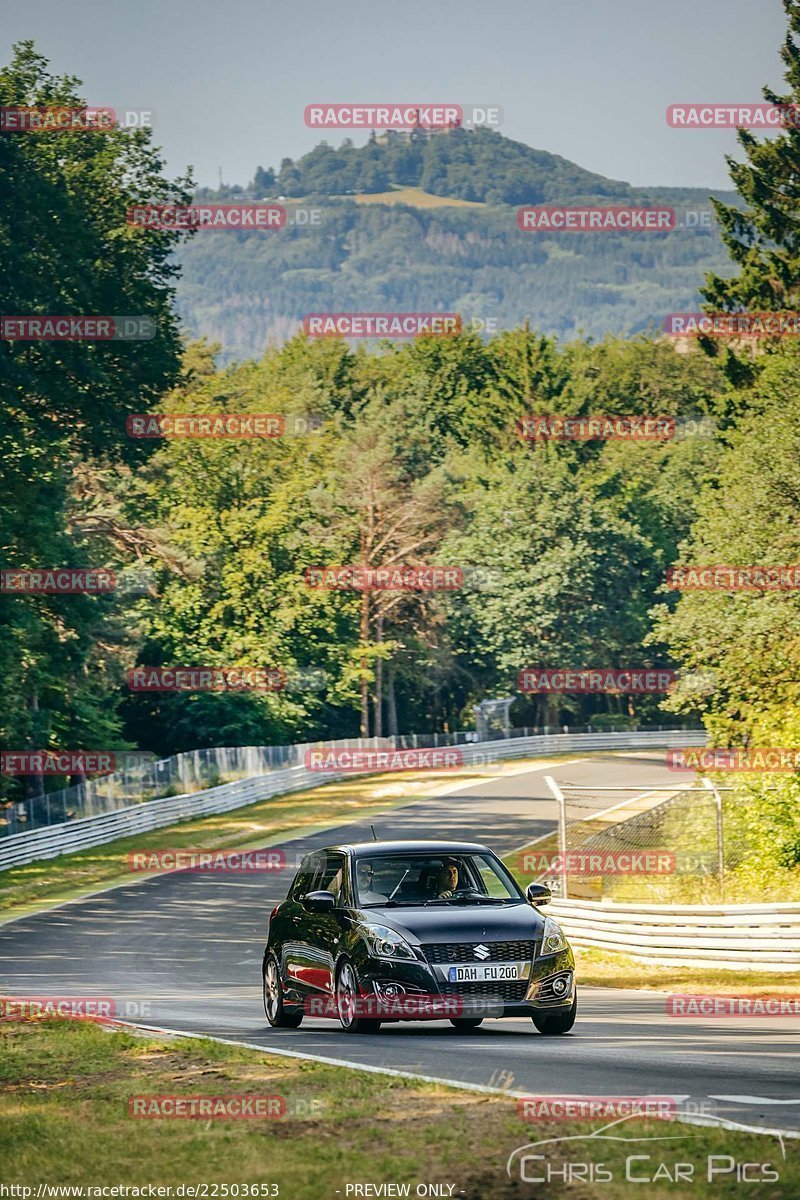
526;883;552;906
302;890;337;913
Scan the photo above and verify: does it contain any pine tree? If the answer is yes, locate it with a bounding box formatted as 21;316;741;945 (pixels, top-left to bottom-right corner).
702;0;800;380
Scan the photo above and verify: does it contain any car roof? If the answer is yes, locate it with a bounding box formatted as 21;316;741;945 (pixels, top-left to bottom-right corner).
323;840;492;856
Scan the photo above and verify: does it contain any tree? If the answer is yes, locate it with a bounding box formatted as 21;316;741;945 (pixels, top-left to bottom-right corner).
253;165;275;195
702;0;800;384
652;343;800;746
0;42;190;802
440;450;655;727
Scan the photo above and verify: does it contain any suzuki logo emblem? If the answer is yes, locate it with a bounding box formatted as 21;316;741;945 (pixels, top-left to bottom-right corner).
473;944;490;960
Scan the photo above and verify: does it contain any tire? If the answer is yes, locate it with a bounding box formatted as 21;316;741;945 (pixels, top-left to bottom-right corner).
263;953;303;1029
532;993;577;1035
450;1018;484;1031
335;960;382;1034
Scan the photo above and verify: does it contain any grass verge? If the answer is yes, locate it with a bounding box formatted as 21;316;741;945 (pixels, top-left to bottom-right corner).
573;945;800;992
0;1018;796;1198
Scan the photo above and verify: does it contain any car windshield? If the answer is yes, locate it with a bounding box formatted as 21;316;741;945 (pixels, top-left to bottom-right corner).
353;852;523;907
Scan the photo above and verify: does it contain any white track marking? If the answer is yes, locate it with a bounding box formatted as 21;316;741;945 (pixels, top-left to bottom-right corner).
102;1017;800;1139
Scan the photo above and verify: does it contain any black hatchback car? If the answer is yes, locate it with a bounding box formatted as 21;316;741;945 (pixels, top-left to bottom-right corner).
263;840;576;1034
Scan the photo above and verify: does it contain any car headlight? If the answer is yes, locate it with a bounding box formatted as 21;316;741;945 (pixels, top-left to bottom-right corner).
540;915;568;957
361;923;417;960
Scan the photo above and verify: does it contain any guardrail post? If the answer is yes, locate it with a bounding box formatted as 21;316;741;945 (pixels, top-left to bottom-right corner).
701;776;725;901
544;775;569;899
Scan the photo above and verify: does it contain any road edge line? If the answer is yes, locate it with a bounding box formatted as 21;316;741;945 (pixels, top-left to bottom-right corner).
103;1018;800;1139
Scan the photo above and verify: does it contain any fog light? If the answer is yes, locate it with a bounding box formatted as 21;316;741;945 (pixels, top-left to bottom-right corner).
552;976;568;996
374;981;405;998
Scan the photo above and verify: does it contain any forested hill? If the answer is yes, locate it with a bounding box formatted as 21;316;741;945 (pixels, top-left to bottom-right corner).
175;127;739;361
254;126;635;204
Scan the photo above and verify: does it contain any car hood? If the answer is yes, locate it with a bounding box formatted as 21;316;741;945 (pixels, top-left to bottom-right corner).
359;900;545;943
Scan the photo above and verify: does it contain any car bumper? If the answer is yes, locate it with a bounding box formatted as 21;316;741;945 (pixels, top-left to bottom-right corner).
358;946;576;1019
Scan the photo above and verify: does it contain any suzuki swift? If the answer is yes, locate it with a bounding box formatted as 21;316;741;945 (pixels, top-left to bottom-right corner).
262;840;576;1034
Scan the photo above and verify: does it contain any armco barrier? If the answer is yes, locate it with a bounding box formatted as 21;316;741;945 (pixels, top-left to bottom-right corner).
0;729;705;872
548;897;800;972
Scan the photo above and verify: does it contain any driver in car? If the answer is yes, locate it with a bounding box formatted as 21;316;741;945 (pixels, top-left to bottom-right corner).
356;861;388;905
435;858;460;898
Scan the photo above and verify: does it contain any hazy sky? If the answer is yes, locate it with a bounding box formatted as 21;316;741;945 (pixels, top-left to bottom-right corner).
2;0;786;191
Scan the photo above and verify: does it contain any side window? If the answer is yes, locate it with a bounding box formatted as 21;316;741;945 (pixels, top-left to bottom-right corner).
318;852;346;905
289;854;321;900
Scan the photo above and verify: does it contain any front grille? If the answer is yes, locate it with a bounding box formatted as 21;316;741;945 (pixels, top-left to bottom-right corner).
442;978;530;1003
422;940;535;965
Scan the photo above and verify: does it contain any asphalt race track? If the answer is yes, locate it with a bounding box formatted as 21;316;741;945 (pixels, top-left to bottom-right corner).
1;752;798;1138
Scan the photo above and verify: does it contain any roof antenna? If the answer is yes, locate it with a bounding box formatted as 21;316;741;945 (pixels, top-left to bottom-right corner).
370;824;378;842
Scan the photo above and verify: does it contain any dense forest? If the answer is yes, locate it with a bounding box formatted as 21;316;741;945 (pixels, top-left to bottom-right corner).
2;0;800;900
179;128;740;360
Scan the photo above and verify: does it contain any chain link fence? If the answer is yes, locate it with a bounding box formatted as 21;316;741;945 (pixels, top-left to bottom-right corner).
512;774;798;903
1;722;700;838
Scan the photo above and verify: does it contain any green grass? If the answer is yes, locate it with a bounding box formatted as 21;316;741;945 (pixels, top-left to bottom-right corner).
351;185;486;208
0;1018;796;1198
573;945;800;992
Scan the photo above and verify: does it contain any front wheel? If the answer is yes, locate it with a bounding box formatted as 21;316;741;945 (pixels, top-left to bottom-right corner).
336;961;381;1034
263;954;303;1029
450;1018;483;1031
532;993;577;1035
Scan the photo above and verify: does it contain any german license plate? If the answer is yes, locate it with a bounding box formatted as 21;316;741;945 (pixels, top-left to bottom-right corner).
448;963;522;982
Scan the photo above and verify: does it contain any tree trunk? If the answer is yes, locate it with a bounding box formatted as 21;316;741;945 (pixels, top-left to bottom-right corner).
23;691;45;817
374;613;384;737
360;591;370;737
386;664;399;737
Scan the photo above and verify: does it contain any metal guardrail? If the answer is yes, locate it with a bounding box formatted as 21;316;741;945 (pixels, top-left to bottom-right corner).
549;897;800;971
0;729;705;871
3;724;699;837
